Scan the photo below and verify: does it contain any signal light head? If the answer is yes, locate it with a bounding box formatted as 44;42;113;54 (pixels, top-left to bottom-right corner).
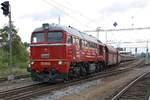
1;1;9;16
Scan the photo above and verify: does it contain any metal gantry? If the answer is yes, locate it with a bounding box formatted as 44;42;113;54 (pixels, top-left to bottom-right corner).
84;27;150;57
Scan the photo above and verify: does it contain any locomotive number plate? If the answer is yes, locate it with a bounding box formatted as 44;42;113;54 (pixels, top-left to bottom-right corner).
40;62;51;65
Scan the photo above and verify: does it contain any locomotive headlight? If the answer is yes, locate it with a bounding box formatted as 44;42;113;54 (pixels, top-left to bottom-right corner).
31;61;34;65
27;64;31;72
58;61;63;65
28;64;31;68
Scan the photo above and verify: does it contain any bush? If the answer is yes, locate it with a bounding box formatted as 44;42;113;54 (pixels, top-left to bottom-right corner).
0;24;29;77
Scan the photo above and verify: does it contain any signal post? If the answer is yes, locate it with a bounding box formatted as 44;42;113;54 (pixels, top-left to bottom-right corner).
1;1;14;80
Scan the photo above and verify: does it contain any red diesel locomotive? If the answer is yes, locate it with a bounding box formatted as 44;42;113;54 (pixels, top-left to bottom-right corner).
28;23;128;82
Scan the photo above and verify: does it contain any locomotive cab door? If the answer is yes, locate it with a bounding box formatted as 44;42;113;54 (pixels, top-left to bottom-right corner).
99;45;103;56
67;35;76;61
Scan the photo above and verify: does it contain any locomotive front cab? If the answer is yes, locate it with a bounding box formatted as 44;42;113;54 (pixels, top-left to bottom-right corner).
29;24;70;82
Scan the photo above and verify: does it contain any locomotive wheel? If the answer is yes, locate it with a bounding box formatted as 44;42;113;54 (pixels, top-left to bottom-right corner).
85;63;90;75
31;72;39;81
80;65;86;76
68;68;75;80
95;63;99;72
99;64;103;72
95;63;101;72
70;63;80;78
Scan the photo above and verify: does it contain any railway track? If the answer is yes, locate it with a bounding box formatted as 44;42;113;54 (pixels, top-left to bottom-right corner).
0;60;134;83
0;59;145;100
0;74;30;82
111;71;150;100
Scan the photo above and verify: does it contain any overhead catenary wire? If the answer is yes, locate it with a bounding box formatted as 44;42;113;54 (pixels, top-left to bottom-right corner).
84;27;150;32
49;0;95;23
41;0;91;29
62;0;105;27
107;40;150;44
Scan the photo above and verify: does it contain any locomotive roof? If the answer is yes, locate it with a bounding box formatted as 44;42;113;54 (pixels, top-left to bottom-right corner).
105;45;118;53
34;23;103;44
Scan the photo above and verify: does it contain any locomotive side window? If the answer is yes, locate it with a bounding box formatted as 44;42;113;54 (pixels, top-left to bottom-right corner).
99;46;103;55
79;39;82;49
48;32;63;42
67;35;73;44
85;41;88;47
73;37;76;44
76;38;80;48
83;40;86;48
32;33;45;43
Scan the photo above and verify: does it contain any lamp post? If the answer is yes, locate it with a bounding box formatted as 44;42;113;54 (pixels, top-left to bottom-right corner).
96;27;101;40
146;40;149;58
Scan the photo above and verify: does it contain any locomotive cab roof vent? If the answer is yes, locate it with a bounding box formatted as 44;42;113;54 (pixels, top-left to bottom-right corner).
42;23;49;30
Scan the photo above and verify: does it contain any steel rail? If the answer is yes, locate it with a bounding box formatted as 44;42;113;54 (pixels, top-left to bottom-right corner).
0;59;144;100
111;71;150;100
0;74;30;83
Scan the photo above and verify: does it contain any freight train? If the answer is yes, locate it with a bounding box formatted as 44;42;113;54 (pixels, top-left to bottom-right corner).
27;23;135;82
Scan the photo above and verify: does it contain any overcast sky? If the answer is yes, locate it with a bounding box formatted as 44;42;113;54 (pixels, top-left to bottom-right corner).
0;0;150;53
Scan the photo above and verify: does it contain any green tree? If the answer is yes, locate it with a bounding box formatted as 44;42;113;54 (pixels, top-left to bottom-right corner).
23;42;30;48
0;24;29;68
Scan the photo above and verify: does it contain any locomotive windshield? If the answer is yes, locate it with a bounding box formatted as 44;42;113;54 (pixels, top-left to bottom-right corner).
32;33;45;43
48;32;63;42
31;32;63;43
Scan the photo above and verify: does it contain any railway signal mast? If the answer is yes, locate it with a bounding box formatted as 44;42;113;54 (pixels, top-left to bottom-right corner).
1;1;12;68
